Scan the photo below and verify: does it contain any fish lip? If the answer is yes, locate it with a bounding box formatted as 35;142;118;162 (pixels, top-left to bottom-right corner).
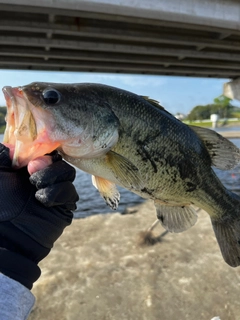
2;86;24;110
2;86;30;135
2;85;36;167
2;85;16;99
2;85;26;117
2;86;19;147
2;86;17;115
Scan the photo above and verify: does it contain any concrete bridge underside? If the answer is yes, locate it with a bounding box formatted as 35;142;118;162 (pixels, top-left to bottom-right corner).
1;0;240;78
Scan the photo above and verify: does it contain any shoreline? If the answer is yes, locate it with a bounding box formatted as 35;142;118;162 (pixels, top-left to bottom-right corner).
216;131;240;139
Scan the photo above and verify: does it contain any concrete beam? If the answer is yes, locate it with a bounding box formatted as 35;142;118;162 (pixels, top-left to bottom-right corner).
1;2;240;40
0;56;238;77
2;36;240;63
0;0;240;32
1;20;240;51
2;48;240;70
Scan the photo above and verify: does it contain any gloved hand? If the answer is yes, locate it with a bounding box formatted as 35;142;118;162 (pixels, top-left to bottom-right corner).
0;143;79;289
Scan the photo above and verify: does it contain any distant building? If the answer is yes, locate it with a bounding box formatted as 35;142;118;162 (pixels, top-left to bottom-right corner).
175;113;186;121
210;114;219;128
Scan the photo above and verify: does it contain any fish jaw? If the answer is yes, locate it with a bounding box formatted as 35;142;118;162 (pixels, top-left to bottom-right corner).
12;131;60;168
2;86;60;168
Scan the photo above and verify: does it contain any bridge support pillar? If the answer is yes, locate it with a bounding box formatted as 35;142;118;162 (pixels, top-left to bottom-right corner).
224;79;240;101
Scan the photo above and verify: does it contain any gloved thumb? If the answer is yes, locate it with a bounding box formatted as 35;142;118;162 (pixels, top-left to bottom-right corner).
0;143;12;168
35;181;79;210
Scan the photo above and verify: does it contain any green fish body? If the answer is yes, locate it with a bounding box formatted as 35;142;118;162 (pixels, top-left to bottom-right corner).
3;82;240;267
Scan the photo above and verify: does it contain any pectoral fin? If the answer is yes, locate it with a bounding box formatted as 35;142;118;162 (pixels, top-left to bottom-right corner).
92;175;120;210
106;151;144;190
189;125;240;170
155;203;198;233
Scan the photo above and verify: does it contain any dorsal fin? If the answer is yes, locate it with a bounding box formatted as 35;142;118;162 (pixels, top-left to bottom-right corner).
189;125;240;170
140;96;165;111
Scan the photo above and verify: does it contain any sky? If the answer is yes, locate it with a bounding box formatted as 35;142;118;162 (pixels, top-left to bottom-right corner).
0;69;234;115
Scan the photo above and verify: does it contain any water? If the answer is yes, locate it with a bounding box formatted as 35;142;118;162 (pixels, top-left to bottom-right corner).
216;126;240;132
2;133;240;218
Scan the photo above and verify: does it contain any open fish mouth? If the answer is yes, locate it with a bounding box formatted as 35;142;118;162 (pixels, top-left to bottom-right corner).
2;86;60;168
3;86;37;167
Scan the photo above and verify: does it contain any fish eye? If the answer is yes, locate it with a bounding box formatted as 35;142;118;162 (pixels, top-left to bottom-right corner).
42;88;61;105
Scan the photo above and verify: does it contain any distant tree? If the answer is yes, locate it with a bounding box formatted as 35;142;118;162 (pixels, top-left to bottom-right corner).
187;95;234;121
187;105;211;121
0;113;5;124
213;95;231;107
213;95;233;118
0;106;6;127
0;106;6;113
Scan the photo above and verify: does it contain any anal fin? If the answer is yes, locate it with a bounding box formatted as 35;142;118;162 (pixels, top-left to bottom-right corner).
92;175;120;210
155;203;198;233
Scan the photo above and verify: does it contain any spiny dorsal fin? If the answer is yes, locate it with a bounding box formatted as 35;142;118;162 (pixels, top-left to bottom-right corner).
140;96;165;111
189;125;240;170
92;175;120;210
155;203;198;233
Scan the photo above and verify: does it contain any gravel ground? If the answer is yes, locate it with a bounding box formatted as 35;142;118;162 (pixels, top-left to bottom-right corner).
29;201;240;320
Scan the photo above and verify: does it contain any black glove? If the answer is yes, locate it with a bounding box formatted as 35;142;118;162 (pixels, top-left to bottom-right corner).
0;143;79;289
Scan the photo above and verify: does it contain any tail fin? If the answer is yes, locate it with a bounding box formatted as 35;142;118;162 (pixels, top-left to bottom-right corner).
211;215;240;267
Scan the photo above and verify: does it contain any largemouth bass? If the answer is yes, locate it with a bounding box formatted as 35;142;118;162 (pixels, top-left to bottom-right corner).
3;82;240;267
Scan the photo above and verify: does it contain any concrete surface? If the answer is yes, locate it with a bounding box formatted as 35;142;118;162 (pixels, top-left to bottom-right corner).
29;200;240;320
